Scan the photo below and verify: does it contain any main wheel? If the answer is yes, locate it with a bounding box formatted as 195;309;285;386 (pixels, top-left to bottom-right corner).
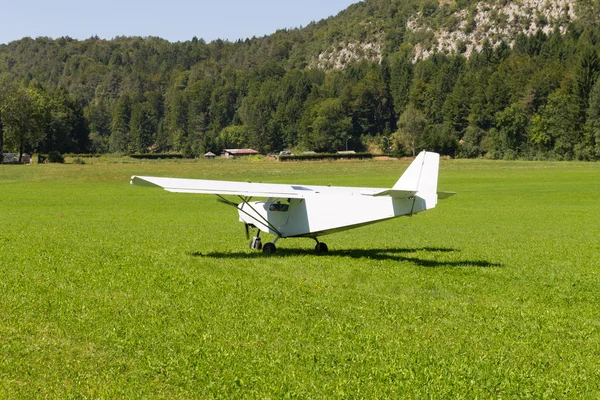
315;242;328;253
263;242;277;254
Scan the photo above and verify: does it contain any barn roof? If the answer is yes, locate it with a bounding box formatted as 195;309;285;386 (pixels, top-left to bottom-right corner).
224;149;259;155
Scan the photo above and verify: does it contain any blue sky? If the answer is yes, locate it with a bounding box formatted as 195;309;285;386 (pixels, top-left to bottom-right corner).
0;0;360;44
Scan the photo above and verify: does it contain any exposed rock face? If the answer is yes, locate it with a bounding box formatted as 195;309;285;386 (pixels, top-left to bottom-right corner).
313;0;578;69
313;38;383;70
409;0;577;61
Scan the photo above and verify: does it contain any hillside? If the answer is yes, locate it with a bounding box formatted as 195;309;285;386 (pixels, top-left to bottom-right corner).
1;0;600;160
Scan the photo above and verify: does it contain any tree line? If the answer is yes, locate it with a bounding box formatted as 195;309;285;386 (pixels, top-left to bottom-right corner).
0;76;88;162
2;11;600;161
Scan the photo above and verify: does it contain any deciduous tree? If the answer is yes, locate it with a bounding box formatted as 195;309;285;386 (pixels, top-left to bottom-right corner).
0;75;17;163
2;86;48;162
300;98;352;152
393;103;427;156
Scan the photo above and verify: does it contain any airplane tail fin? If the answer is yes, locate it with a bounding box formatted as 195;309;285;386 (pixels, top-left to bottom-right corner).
393;151;440;212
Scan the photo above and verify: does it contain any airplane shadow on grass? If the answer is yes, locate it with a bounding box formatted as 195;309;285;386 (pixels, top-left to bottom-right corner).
191;247;502;268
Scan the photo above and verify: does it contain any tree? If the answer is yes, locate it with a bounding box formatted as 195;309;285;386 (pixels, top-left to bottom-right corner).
110;94;132;153
274;70;315;148
2;86;48;161
442;76;471;142
348;68;393;137
457;124;486;158
164;90;188;152
393;103;427;156
129;102;158;153
41;89;89;154
184;79;213;154
216;125;248;150
528;113;552;154
300;98;352;152
494;103;528;158
576;46;600;125
0;109;3;163
389;52;413;116
85;98;111;153
208;85;237;135
583;76;600;158
239;79;282;153
534;88;580;159
0;75;17;163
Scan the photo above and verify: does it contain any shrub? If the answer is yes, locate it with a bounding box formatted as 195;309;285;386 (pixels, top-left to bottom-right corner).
129;154;185;160
63;153;100;158
278;153;373;161
47;151;65;163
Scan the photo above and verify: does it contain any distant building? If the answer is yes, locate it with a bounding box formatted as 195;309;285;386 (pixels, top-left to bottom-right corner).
204;152;216;159
222;149;260;159
336;150;356;155
2;153;18;163
2;153;31;164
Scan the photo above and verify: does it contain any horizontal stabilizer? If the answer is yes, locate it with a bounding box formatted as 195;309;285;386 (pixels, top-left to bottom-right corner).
437;191;456;200
362;189;417;199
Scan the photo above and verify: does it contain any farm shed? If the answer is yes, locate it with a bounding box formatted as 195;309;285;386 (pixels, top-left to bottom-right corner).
222;149;259;159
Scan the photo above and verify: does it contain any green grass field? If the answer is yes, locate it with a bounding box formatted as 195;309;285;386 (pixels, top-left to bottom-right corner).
1;157;599;398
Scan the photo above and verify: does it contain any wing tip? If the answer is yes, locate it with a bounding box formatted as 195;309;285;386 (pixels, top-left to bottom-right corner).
131;176;161;187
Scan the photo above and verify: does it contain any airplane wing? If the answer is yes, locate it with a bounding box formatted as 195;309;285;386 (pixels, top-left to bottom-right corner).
131;175;322;198
132;175;457;200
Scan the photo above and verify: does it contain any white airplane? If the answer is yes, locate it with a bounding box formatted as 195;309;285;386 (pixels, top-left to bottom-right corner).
131;151;455;254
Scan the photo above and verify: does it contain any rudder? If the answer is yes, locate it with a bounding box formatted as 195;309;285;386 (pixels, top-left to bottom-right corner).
392;151;440;211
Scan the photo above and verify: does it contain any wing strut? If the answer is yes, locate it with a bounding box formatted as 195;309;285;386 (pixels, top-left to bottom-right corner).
216;194;283;238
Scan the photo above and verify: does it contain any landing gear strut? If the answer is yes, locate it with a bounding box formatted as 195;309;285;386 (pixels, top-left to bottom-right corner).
250;232;278;254
250;236;262;250
250;230;262;250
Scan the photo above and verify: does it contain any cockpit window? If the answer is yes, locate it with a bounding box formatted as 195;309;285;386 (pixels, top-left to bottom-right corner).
269;203;289;212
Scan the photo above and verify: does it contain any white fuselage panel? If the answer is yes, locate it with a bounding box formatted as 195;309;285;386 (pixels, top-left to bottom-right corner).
238;193;428;238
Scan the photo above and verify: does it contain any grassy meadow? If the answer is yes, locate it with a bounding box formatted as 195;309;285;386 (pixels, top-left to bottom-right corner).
1;157;599;398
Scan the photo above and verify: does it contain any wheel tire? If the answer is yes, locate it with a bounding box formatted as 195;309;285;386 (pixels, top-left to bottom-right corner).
315;242;328;253
263;242;277;254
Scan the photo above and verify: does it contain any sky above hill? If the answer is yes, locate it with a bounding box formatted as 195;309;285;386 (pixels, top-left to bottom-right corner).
0;0;360;44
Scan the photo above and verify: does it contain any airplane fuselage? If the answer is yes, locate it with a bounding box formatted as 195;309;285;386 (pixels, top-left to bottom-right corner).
238;193;430;238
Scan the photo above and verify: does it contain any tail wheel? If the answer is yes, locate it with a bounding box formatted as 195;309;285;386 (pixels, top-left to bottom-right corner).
315;242;328;253
263;242;277;254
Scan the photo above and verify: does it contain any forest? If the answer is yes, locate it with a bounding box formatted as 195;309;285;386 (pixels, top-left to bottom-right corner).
2;0;600;161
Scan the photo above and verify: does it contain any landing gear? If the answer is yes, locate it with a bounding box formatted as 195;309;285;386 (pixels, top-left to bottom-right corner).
315;240;328;253
250;234;327;254
250;231;278;254
262;242;277;254
250;236;262;250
